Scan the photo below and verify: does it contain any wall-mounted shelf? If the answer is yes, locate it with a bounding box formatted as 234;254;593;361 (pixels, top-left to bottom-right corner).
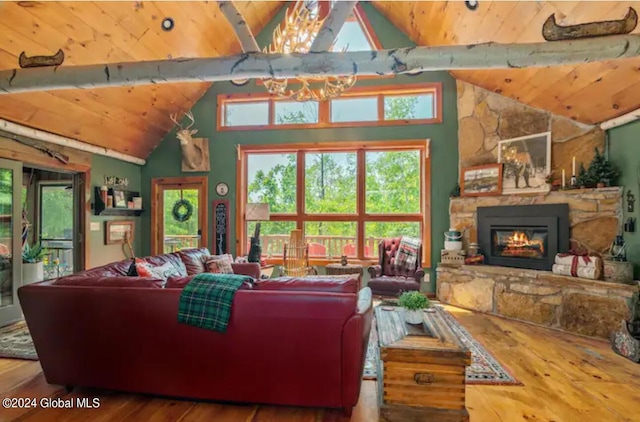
93;187;144;216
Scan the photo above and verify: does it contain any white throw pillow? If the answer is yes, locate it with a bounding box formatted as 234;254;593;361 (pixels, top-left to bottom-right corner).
146;262;183;286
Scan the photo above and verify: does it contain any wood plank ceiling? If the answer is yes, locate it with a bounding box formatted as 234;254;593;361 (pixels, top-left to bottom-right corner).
0;1;638;160
0;1;283;159
372;1;640;125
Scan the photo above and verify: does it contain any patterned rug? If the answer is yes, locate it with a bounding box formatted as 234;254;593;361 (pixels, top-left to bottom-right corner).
0;320;38;360
363;306;521;385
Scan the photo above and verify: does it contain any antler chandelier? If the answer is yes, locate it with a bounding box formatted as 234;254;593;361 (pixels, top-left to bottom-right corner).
262;4;356;102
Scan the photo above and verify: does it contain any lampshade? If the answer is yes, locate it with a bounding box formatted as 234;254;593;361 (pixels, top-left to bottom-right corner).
246;203;270;221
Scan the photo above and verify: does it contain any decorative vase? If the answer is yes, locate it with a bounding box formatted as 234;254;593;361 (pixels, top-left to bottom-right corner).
444;228;463;251
341;255;348;266
22;262;44;285
404;309;423;325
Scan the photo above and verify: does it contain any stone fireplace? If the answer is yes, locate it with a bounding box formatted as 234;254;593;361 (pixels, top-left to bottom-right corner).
477;204;569;271
438;187;639;339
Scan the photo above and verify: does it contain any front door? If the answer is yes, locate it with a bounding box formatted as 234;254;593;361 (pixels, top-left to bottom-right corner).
0;159;22;326
151;177;208;255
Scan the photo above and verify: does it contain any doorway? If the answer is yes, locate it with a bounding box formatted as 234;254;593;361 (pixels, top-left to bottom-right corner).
151;177;208;255
0;163;85;327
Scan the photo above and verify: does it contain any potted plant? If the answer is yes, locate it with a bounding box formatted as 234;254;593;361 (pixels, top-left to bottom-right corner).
398;291;431;324
22;242;48;284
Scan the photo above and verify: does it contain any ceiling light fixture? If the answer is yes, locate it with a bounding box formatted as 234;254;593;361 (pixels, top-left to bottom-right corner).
161;17;175;32
465;1;479;11
262;3;356;102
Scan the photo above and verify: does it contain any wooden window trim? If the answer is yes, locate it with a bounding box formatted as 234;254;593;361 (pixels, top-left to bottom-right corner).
236;140;431;268
217;83;442;131
150;176;208;255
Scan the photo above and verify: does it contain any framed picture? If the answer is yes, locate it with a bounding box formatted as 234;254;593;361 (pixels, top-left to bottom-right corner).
112;189;127;208
105;220;134;245
498;132;551;195
461;164;503;197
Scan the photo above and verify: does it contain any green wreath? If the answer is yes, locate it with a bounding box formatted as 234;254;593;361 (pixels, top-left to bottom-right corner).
172;199;193;222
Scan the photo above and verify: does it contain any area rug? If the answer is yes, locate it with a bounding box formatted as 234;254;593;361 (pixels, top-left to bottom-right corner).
363;306;521;385
0;320;38;360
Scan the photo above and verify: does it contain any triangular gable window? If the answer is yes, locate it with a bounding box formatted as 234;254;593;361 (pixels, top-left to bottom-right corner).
296;1;381;52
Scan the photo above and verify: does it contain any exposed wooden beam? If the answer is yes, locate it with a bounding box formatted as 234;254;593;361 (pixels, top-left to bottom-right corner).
217;0;260;53
0;119;145;165
1;34;639;94
310;1;358;52
600;106;640;130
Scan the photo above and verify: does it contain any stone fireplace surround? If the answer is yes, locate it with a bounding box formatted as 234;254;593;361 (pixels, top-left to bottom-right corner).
438;187;640;339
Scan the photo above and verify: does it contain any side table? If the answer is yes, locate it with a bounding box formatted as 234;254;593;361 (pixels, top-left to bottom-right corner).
325;263;363;290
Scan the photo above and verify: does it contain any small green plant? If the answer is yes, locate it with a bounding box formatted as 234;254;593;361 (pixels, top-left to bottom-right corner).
397;291;430;311
22;242;48;264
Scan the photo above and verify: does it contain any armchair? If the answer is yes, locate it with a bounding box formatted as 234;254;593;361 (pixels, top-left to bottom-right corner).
367;237;425;296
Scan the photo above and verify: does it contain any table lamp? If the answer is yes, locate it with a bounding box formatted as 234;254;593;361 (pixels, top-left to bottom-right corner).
246;203;270;263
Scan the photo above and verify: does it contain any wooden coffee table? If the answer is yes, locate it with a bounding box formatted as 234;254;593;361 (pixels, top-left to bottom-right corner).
375;306;471;422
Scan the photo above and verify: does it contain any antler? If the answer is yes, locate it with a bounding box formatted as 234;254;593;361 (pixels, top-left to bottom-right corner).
184;111;195;129
169;113;182;129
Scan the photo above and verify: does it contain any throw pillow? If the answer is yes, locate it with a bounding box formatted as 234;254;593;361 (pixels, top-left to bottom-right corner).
205;254;234;274
134;258;154;278
146;262;183;283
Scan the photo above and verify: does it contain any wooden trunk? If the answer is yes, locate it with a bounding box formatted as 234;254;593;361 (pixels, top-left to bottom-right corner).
375;307;471;422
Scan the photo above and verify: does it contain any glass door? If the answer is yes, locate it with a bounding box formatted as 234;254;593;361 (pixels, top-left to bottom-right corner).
0;159;22;326
151;177;208;255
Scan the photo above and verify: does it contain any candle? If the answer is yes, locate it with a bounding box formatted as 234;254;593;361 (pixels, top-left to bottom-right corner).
572;156;576;175
562;169;566;188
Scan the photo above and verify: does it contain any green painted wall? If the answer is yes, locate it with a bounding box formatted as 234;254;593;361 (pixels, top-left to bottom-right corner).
90;155;142;268
140;3;459;292
609;119;640;278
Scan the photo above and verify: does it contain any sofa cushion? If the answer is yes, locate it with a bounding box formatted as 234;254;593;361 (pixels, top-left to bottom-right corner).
53;275;164;288
177;248;211;275
253;275;359;294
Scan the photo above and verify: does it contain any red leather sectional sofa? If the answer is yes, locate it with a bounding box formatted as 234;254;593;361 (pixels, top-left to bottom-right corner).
18;248;373;415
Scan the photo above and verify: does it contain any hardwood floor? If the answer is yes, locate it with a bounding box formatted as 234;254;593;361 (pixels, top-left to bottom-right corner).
1;306;638;421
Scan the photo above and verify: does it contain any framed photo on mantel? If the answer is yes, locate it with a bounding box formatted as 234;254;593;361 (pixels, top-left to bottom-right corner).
461;164;503;197
498;132;551;195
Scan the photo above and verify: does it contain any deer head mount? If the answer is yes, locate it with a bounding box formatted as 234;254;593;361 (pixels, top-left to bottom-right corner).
169;111;210;172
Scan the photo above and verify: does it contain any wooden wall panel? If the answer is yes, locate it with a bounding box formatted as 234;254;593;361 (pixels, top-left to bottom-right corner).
373;1;640;124
0;1;284;158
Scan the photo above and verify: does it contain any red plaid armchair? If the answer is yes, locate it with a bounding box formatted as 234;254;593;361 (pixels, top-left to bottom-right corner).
367;237;424;296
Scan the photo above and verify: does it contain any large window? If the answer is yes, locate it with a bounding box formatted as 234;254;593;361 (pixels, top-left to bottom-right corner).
237;140;429;264
218;83;442;130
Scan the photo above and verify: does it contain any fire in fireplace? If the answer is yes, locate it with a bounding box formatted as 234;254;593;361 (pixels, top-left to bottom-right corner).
492;229;547;259
477;204;569;271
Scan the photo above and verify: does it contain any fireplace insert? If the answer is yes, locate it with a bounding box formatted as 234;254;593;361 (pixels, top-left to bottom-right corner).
477;204;569;270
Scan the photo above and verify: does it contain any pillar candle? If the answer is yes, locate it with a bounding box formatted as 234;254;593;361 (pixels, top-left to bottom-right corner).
562;169;566;188
572;156;576;175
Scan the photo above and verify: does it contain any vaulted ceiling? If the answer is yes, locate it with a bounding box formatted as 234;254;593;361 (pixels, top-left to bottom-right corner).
0;1;638;160
373;1;640;125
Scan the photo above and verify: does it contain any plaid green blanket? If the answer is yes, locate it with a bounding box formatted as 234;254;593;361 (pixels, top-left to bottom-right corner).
177;273;252;332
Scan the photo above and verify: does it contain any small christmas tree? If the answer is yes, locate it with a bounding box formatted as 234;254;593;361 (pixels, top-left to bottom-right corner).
575;163;592;188
587;147;619;187
450;182;461;198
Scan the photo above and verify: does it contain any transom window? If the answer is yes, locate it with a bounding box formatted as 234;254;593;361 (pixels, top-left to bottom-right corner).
237;140;430;265
217;83;442;131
